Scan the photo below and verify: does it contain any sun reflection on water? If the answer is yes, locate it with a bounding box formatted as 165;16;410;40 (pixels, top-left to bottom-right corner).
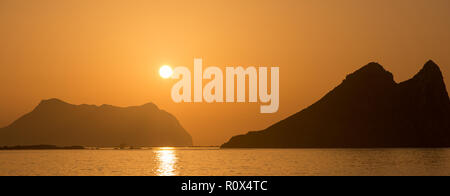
155;147;178;176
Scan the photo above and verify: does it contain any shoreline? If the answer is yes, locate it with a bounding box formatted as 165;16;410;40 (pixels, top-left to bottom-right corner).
0;145;85;150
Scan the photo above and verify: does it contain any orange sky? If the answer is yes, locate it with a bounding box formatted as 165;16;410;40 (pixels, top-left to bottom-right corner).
0;0;449;146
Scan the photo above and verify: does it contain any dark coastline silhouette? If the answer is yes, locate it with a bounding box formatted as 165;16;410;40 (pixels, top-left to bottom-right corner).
0;99;193;147
222;60;450;148
0;145;84;150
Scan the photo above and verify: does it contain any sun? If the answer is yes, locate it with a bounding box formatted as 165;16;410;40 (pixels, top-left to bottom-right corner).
159;65;173;79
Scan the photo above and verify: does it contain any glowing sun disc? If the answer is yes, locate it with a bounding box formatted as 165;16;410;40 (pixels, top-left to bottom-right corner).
159;65;173;79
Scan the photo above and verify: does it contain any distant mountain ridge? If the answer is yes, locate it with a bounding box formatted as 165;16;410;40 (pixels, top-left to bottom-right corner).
0;99;193;147
222;60;450;148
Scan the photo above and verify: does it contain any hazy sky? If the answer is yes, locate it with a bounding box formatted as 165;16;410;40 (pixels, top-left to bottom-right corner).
1;0;449;145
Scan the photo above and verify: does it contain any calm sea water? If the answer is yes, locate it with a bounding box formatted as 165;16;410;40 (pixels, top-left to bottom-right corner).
0;147;449;176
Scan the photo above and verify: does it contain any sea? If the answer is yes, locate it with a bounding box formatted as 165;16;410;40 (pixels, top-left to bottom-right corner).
0;147;449;176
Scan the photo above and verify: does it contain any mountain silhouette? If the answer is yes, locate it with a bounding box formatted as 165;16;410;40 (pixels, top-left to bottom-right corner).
0;99;193;147
222;60;450;148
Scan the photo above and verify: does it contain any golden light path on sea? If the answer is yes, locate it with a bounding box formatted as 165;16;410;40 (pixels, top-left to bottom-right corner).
155;147;178;176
